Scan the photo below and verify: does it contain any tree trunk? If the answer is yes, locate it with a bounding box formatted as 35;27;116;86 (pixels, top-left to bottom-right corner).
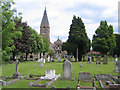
12;51;16;61
26;53;28;60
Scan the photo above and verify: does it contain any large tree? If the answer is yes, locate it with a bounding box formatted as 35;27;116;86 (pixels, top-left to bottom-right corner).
92;21;116;55
13;22;33;60
62;40;77;56
1;1;22;61
68;15;90;61
30;28;43;54
112;34;120;56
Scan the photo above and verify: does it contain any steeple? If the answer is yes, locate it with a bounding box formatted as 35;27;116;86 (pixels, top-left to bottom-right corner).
40;7;49;27
40;7;50;43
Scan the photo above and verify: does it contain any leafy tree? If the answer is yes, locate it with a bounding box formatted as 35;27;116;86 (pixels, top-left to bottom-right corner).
62;40;77;56
112;34;120;56
68;15;90;61
42;36;49;53
92;21;116;55
1;1;22;61
30;28;43;54
13;22;33;60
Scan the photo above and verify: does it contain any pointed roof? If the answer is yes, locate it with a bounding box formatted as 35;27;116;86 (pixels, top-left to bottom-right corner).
40;7;49;27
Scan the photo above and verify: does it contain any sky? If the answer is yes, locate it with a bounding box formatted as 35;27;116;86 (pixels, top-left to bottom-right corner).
12;0;119;43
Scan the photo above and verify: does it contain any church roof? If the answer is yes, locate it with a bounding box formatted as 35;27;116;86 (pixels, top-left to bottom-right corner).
40;7;49;27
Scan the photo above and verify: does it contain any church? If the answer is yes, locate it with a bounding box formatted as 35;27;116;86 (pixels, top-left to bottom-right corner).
40;7;63;56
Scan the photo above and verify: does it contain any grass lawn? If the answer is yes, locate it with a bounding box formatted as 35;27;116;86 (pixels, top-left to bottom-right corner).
2;60;120;88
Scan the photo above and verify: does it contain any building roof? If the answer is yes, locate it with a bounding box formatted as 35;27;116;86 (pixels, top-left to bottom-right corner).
40;7;49;27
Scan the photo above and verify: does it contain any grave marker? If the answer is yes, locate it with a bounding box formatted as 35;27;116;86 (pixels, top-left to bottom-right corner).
63;60;72;80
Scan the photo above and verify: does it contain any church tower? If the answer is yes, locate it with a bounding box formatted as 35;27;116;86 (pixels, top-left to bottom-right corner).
40;7;50;43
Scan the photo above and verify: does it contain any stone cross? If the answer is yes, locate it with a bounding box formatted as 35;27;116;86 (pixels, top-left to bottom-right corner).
15;60;19;72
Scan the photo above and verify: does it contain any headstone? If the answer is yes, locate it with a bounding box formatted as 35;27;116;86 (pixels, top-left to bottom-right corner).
80;62;82;67
43;59;45;63
115;58;118;61
45;70;55;79
96;56;101;64
58;56;62;62
41;70;56;80
114;61;120;73
97;63;99;67
88;57;93;64
96;74;111;80
47;55;50;62
40;59;43;67
63;60;72;80
71;56;74;61
79;72;92;81
103;55;108;64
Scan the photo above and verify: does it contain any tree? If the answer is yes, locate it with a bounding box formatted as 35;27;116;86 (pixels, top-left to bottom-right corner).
68;15;90;61
112;34;120;56
1;1;22;61
30;28;43;54
92;21;116;55
13;22;33;60
42;36;49;53
62;40;77;56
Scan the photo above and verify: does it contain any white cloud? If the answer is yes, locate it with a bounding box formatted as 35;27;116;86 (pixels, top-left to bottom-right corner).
13;0;119;43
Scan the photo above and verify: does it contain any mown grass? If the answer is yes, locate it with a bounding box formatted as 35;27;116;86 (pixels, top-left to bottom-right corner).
2;60;120;88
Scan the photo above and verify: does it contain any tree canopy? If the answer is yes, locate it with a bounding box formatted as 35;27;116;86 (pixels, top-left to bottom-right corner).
92;21;116;55
64;15;90;61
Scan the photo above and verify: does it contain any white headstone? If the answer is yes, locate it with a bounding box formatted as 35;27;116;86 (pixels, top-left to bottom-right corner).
48;56;50;62
80;62;82;67
43;59;45;63
40;59;43;67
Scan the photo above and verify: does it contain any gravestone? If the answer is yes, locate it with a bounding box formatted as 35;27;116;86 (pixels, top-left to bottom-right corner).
95;74;111;80
48;55;50;62
43;59;45;63
13;60;21;78
40;59;43;67
103;56;108;64
58;56;62;62
88;57;93;64
63;60;72;80
114;61;120;73
80;62;82;67
96;56;101;64
45;70;55;79
79;72;92;81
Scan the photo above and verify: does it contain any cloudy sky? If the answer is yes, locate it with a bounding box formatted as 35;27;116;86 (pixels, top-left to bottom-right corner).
12;0;119;43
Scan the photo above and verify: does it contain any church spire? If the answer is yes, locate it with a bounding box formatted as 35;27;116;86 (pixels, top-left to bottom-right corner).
40;7;49;27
